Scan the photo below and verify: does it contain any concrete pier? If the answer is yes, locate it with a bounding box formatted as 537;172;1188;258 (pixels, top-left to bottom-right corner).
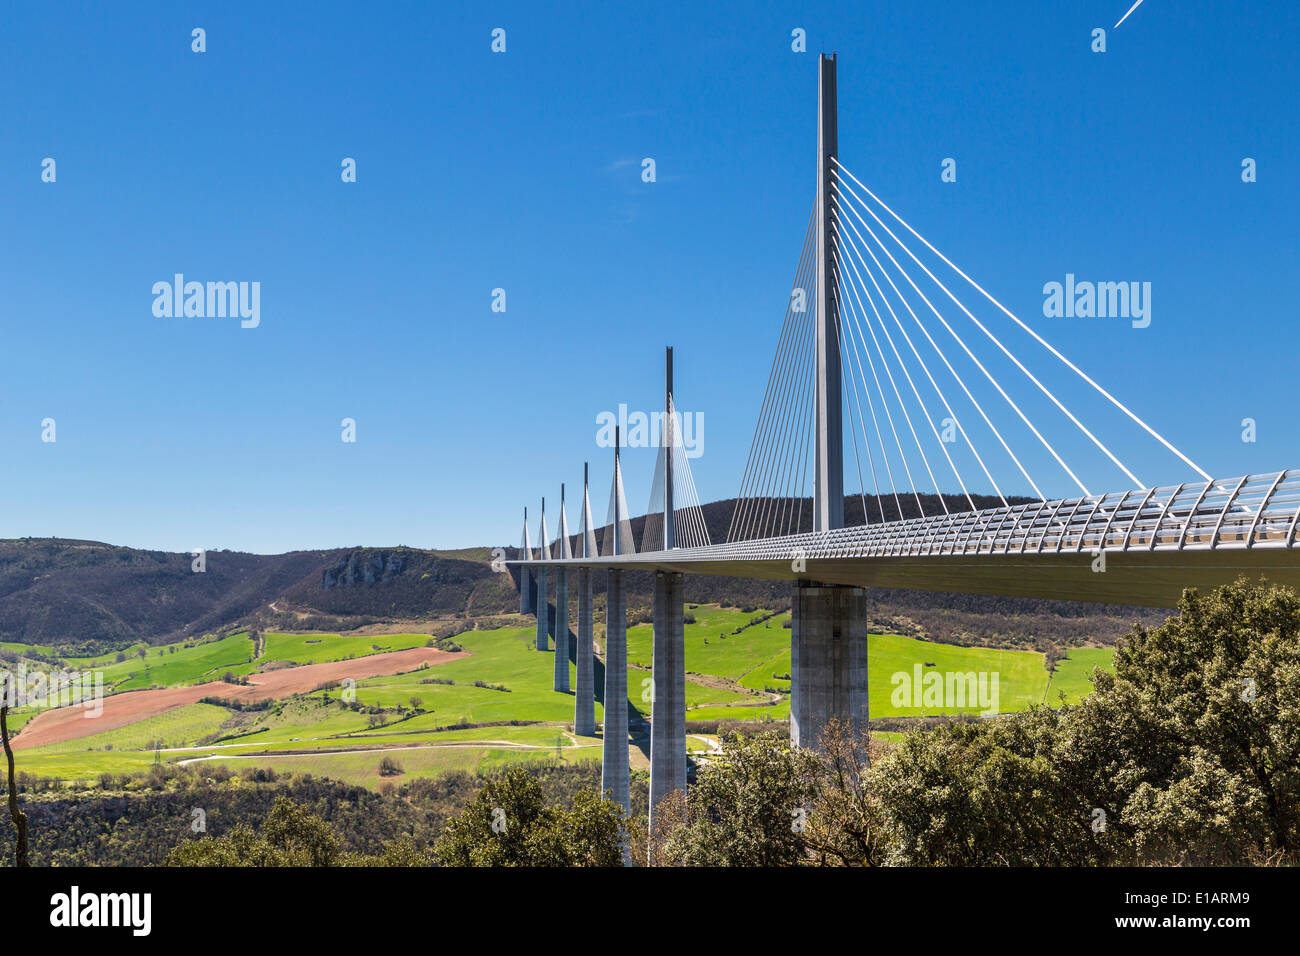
553;568;570;692
574;567;595;735
601;569;629;812
790;582;868;748
534;566;548;651
648;570;686;833
519;568;535;615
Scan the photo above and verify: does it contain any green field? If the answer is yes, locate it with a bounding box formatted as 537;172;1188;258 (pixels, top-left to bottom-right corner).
4;606;1121;789
322;624;755;729
626;607;792;679
1044;647;1116;704
52;630;438;693
63;633;256;691
187;741;592;786
30;703;232;754
699;631;1052;720
868;633;1048;716
259;631;431;667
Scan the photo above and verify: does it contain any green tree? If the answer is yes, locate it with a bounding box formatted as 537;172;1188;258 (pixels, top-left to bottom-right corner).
801;719;887;866
260;797;340;865
868;707;1098;865
1062;577;1300;863
656;730;820;866
166;797;338;866
166;796;430;866
434;765;627;866
868;579;1300;866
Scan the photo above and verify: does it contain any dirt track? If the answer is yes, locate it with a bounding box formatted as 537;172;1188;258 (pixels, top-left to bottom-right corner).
13;646;466;750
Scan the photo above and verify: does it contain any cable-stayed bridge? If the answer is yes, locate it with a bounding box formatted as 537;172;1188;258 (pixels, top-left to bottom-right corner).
509;54;1300;838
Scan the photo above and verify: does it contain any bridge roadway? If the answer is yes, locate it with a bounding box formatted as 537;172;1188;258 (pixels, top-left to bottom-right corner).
515;470;1300;609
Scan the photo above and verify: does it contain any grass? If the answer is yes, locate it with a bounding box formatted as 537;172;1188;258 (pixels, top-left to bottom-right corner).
869;633;1049;717
626;607;791;679
172;724;606;788
30;703;232;754
692;632;1052;720
330;625;754;726
188;743;595;787
203;697;379;745
11;750;170;780
63;633;257;691
1;710;35;732
3;605;1122;786
48;630;438;694
258;632;431;667
1044;647;1116;705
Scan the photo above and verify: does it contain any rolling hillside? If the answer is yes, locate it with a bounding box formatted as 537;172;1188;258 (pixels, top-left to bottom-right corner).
0;539;516;651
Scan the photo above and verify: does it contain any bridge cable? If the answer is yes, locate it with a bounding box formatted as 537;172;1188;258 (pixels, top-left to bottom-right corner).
832;250;917;518
833;166;1095;496
836;247;945;513
835;304;875;524
836;217;995;509
836;209;1010;508
835;219;974;512
835;167;1104;494
835;196;1039;503
730;208;817;541
759;266;817;538
745;241;813;540
833;158;1209;485
832;253;919;519
733;235;800;541
842;308;890;523
833;248;932;515
642;422;667;552
789;295;819;534
833;260;896;522
835;163;1147;492
760;287;815;538
670;395;711;548
729;205;814;541
603;452;635;556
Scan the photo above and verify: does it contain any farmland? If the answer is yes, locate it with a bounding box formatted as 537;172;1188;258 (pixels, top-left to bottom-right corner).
1;605;1117;789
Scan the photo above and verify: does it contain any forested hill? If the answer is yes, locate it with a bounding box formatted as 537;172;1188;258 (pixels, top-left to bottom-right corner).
0;539;516;652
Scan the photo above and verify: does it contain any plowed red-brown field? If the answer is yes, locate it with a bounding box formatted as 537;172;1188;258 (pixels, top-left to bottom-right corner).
13;646;466;750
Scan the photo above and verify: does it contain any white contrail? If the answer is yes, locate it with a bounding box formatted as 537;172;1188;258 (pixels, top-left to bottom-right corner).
1115;0;1148;28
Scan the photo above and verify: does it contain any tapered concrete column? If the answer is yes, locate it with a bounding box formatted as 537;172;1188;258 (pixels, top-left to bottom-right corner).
648;570;686;834
553;568;570;692
601;570;629;812
790;582;868;748
534;566;549;651
519;568;535;615
574;567;595;735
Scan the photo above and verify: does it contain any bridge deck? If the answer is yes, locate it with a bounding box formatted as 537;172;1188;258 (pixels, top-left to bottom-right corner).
514;470;1300;608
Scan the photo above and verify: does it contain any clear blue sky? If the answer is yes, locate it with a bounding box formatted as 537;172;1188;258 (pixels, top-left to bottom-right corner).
2;1;1297;554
